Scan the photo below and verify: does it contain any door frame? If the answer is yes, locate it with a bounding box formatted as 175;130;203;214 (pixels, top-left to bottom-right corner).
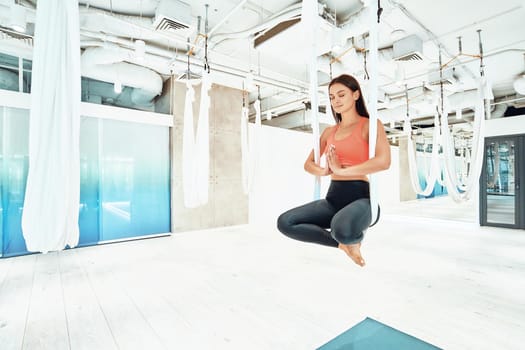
480;134;523;229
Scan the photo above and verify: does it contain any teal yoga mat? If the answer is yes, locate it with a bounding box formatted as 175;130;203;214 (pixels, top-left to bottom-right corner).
317;317;442;350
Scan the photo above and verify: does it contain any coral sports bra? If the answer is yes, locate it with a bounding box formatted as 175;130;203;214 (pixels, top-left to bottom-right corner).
324;117;369;166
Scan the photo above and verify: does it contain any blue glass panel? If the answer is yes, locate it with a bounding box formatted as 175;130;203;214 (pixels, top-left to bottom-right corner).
1;107;29;257
78;117;100;246
100;119;170;241
0;108;3;255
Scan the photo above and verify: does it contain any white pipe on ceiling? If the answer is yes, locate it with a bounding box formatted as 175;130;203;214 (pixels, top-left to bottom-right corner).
209;3;303;47
208;0;249;36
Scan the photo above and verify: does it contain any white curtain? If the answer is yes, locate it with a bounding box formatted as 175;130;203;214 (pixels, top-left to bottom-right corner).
182;72;212;208
22;0;81;253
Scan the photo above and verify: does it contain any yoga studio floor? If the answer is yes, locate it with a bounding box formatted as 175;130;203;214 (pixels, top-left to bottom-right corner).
1;199;524;349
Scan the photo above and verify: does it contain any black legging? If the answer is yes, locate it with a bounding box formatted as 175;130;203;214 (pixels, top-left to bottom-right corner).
277;180;372;247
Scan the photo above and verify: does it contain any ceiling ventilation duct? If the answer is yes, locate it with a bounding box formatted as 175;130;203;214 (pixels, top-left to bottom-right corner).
0;27;33;45
393;34;423;61
153;0;192;32
81;46;163;106
427;67;456;85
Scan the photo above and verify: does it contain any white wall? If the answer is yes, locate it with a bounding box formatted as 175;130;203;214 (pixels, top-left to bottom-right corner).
248;124;400;227
485;114;525;137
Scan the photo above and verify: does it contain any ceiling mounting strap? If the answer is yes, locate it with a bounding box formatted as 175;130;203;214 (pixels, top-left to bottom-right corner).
363;36;369;80
377;0;383;23
203;4;211;73
405;84;410;119
438;47;445;117
477;29;484;77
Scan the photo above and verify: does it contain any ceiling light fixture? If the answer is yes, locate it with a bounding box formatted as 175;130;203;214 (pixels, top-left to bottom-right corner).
456;108;462;120
114;80;122;94
244;71;255;90
395;62;405;86
8;3;26;33
390;29;406;41
134;40;146;61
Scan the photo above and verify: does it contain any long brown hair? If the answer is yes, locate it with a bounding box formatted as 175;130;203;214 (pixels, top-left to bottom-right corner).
328;74;370;123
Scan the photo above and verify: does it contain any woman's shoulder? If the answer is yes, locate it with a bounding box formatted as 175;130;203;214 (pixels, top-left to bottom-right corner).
321;124;337;136
320;125;337;144
360;116;384;129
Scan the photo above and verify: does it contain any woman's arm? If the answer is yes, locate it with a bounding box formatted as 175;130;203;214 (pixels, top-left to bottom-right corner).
304;126;333;176
327;120;391;177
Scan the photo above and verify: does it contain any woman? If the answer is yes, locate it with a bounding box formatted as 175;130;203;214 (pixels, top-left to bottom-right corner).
277;74;391;267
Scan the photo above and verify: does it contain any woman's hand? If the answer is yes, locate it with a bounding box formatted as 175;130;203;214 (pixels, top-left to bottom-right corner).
319;164;332;176
326;144;344;175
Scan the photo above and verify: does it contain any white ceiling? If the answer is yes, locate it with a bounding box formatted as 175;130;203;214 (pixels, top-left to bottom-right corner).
0;0;524;133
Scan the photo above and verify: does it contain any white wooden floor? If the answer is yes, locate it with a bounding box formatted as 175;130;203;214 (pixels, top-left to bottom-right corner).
0;210;524;349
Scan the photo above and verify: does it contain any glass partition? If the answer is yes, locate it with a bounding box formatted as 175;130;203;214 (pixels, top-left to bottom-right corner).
99;118;170;241
0;105;171;257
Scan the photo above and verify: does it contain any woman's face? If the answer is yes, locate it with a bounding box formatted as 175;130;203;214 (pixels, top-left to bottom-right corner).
329;83;360;115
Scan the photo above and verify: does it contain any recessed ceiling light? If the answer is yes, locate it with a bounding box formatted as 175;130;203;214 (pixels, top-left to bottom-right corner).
390;29;406;41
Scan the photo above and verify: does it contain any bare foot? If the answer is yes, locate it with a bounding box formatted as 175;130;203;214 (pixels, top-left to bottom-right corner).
338;242;365;267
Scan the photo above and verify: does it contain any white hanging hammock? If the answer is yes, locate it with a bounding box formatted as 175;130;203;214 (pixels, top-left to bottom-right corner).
195;71;212;205
182;71;212;208
240;106;250;194
240;99;262;194
366;0;380;225
404;112;442;196
182;80;197;208
302;0;321;199
440;78;488;202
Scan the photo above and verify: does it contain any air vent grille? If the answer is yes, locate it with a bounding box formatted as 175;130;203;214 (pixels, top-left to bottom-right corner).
396;52;423;61
427;68;456;85
177;71;202;81
155;18;189;32
153;0;192;33
393;34;424;61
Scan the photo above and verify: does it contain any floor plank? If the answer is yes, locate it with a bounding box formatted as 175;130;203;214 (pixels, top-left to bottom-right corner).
0;255;35;350
75;244;166;350
22;253;69;350
58;250;117;350
0;256;13;292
